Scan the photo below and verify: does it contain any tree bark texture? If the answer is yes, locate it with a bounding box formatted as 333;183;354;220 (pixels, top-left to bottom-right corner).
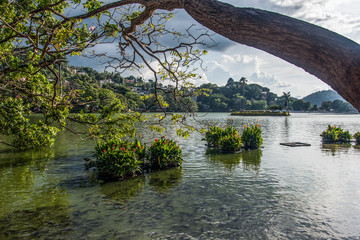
182;0;360;110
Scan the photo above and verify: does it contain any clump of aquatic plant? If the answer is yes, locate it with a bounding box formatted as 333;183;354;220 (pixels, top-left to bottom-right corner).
203;126;224;147
203;125;238;147
218;131;242;152
241;123;263;150
353;132;360;145
223;126;238;136
320;125;351;143
86;139;145;180
147;136;183;170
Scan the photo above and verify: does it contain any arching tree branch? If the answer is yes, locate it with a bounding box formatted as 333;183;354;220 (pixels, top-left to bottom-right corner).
181;0;360;110
69;0;360;110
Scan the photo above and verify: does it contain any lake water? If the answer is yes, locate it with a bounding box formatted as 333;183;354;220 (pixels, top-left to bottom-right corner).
1;113;360;239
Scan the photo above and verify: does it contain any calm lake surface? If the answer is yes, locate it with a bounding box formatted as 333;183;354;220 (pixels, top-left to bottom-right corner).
1;113;360;239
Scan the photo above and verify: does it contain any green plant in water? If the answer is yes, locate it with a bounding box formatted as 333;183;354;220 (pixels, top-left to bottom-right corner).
203;125;224;147
147;136;183;170
203;125;239;147
87;139;146;180
218;131;242;152
354;132;360;145
241;123;263;150
320;125;351;143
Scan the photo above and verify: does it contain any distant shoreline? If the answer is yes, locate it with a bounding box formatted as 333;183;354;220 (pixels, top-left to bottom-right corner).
230;111;289;116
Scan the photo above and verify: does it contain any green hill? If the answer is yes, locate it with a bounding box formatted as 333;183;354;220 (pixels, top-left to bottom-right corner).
302;90;345;106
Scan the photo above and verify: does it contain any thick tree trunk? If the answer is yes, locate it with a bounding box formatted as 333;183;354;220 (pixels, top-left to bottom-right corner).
182;0;360;110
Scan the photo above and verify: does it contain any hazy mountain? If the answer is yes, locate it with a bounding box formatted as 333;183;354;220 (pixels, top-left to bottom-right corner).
302;90;345;106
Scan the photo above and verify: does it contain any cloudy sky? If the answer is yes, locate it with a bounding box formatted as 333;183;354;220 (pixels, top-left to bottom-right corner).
69;0;360;98
194;0;360;98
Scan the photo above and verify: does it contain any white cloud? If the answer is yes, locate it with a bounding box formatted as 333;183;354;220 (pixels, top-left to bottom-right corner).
201;43;333;97
204;53;262;85
249;72;293;95
266;0;360;37
203;52;296;94
223;0;360;41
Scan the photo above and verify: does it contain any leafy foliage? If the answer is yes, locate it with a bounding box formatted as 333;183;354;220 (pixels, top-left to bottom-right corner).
320;125;352;143
203;126;225;147
197;81;278;112
219;132;242;152
203;125;242;151
147;136;183;170
0;97;59;150
87;139;146;180
88;136;183;181
0;0;206;150
241;124;263;150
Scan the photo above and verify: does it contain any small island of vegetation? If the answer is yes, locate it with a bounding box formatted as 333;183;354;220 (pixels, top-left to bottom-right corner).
203;123;263;152
86;136;183;182
320;125;360;145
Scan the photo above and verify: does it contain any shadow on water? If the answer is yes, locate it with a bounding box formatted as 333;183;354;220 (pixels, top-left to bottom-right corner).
100;176;146;203
0;205;72;240
0;149;61;215
321;144;352;156
0;149;55;170
0;147;73;239
206;148;262;173
148;167;183;193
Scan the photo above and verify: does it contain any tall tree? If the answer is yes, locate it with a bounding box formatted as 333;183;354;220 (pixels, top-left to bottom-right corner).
281;92;293;114
239;77;248;110
239;77;248;87
225;78;235;88
1;0;360;149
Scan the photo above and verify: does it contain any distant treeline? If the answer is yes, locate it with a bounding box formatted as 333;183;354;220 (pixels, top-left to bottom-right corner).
49;65;357;113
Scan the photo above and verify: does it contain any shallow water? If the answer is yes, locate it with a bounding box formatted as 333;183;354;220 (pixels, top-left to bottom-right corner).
1;113;360;239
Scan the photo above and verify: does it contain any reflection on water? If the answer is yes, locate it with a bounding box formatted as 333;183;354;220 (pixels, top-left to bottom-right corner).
148;167;182;193
283;117;290;142
0;149;59;215
242;149;262;172
0;149;55;170
353;144;360;152
206;149;262;173
321;144;352;156
1;113;360;239
100;176;146;203
0;205;71;239
206;149;242;170
0;148;71;239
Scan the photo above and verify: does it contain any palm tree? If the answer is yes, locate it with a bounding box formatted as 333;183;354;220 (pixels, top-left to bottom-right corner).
281;92;292;114
239;77;248;110
239;77;248;86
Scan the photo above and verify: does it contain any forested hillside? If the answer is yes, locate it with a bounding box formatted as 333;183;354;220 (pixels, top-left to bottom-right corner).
302;90;345;106
53;65;357;113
